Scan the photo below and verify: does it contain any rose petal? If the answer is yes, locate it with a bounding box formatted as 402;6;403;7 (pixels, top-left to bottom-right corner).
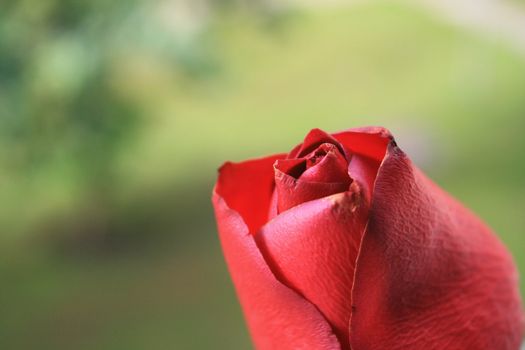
289;128;346;159
255;188;369;349
333;127;392;162
273;168;351;213
350;142;525;350
300;144;351;184
213;193;341;350
334;128;391;202
274;158;307;179
216;154;286;233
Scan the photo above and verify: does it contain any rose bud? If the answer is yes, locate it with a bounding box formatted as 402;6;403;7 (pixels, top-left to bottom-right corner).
212;127;524;350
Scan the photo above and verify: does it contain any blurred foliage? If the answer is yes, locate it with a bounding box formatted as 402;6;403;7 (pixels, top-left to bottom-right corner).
0;0;217;238
0;0;287;239
0;0;524;349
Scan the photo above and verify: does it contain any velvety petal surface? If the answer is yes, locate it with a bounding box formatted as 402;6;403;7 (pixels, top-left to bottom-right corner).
214;155;341;350
217;154;285;233
350;142;525;350
255;189;368;349
213;194;341;350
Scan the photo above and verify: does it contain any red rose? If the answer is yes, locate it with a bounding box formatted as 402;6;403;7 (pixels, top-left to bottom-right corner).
212;127;524;350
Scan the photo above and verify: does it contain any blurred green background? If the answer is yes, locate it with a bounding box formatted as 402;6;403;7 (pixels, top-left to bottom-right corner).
1;0;524;349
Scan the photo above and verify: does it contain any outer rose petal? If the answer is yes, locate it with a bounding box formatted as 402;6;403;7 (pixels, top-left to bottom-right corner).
213;195;341;350
214;157;341;350
350;141;525;350
217;154;286;233
256;188;368;349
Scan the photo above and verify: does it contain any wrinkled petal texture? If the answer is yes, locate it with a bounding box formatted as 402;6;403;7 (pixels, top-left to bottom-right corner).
350;143;525;350
213;127;525;350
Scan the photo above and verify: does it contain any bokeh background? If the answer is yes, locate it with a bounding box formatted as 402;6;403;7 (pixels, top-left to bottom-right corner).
1;0;524;348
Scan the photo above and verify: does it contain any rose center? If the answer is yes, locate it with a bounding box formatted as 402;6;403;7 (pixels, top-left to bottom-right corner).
272;143;353;213
306;148;328;168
